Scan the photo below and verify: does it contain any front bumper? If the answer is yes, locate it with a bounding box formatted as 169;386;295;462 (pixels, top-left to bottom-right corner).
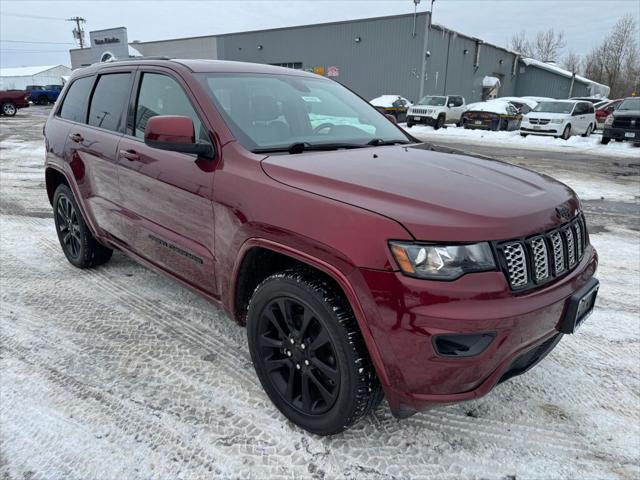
407;114;438;125
520;124;562;136
354;245;598;417
602;126;639;141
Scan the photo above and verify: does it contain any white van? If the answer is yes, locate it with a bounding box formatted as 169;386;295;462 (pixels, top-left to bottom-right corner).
520;100;596;140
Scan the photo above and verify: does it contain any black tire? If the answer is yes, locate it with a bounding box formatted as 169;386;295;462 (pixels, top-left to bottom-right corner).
434;115;445;130
2;102;17;117
247;269;381;435
561;125;571;140
53;184;113;268
406;122;414;128
582;123;593;137
37;95;49;105
520;133;528;137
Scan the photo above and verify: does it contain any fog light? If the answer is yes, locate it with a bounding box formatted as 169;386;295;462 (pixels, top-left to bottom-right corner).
433;333;495;357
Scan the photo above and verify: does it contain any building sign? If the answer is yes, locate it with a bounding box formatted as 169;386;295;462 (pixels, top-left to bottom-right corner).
94;36;121;45
313;66;325;76
327;66;340;77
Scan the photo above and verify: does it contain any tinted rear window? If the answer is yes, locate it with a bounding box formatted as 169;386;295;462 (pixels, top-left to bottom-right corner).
88;73;132;132
59;76;93;123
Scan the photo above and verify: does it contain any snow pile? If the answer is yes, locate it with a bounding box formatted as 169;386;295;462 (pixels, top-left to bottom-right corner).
482;76;501;88
499;96;539;109
370;95;411;108
465;99;512;114
403;123;639;158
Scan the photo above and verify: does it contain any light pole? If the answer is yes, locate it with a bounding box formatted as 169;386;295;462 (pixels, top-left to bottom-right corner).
418;0;435;99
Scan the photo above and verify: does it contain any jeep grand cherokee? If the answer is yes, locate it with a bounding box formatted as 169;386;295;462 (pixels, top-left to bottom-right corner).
44;59;599;435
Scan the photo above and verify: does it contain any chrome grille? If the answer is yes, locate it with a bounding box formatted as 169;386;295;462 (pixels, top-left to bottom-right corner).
530;237;549;281
550;231;565;274
565;229;576;267
575;220;583;258
497;214;588;291
502;243;528;287
410;107;435;115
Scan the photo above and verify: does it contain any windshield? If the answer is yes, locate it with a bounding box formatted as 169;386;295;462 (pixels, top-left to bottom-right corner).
196;73;409;151
532;101;574;114
619;97;640;111
416;96;446;106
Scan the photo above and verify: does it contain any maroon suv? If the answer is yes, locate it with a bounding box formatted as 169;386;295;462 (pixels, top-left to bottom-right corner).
44;59;599;435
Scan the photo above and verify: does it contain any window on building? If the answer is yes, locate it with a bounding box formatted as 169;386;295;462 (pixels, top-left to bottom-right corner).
59;76;94;123
269;62;303;70
88;73;132;132
134;72;208;143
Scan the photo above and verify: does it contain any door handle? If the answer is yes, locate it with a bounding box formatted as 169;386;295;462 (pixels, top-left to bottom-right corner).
119;149;139;161
69;133;83;143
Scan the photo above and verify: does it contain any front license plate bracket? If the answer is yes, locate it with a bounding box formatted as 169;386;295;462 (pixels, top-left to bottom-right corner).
557;278;599;334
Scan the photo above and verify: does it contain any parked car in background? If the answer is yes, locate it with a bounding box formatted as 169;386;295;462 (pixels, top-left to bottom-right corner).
26;84;63;105
461;99;522;131
595;99;623;129
520;100;595;140
570;96;608;105
601;97;640;144
497;97;538;114
370;95;411;122
43;59;599;435
0;89;30;116
405;95;466;129
522;96;554;103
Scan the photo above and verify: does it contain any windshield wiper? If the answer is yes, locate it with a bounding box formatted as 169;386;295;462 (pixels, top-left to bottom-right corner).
367;138;411;146
252;142;369;154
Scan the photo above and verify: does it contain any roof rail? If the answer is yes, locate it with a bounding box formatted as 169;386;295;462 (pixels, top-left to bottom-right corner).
99;56;174;64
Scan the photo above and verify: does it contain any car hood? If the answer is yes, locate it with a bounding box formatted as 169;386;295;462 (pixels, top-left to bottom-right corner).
613;110;640;117
261;145;580;242
525;112;570;120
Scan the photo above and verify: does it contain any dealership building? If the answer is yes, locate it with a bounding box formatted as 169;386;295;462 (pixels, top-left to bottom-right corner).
69;12;609;102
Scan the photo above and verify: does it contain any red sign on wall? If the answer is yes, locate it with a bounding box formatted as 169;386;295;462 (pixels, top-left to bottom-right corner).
327;66;340;77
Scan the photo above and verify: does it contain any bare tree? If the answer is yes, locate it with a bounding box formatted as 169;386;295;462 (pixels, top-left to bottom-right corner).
532;28;566;62
584;14;639;97
509;30;533;57
562;51;582;74
509;28;565;61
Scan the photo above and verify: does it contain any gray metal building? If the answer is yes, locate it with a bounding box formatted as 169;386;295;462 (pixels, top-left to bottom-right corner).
70;13;608;102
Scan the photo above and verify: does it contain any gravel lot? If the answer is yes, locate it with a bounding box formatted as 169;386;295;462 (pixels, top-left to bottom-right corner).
1;106;639;480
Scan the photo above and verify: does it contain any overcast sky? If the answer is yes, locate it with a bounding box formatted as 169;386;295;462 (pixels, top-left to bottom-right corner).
1;0;638;68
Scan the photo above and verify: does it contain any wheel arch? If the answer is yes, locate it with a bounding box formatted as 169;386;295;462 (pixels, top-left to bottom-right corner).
45;166;70;205
231;238;391;387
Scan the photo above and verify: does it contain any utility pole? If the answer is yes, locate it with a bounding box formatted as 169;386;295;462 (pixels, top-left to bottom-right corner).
418;0;435;99
67;17;86;49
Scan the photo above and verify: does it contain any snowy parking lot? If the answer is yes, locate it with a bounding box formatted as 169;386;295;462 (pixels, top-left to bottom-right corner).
1;106;639;479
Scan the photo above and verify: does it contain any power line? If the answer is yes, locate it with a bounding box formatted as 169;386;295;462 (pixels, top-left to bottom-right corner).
1;40;76;45
67;17;86;49
2;12;67;21
0;48;71;53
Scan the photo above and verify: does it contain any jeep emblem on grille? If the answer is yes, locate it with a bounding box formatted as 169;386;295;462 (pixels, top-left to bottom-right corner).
555;206;572;221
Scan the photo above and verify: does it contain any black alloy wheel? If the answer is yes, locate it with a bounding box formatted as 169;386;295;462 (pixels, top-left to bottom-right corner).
257;296;340;414
53;184;113;268
56;194;82;259
247;269;382;435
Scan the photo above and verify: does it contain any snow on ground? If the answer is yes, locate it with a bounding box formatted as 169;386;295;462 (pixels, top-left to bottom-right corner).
1;107;639;480
404;123;640;159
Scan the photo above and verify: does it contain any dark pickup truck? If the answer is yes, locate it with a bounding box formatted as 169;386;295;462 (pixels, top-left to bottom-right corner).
0;90;30;116
26;85;63;105
601;97;640;144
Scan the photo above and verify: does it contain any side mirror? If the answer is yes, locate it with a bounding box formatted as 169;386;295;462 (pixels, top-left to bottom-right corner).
385;113;398;124
144;115;213;157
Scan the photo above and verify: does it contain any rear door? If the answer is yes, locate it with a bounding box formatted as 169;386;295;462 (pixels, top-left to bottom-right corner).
59;69;134;240
448;96;465;121
116;68;217;294
572;102;588;132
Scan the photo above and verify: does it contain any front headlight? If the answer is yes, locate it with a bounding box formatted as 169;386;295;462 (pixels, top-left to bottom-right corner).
550;118;563;124
604;115;614;126
389;242;496;280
